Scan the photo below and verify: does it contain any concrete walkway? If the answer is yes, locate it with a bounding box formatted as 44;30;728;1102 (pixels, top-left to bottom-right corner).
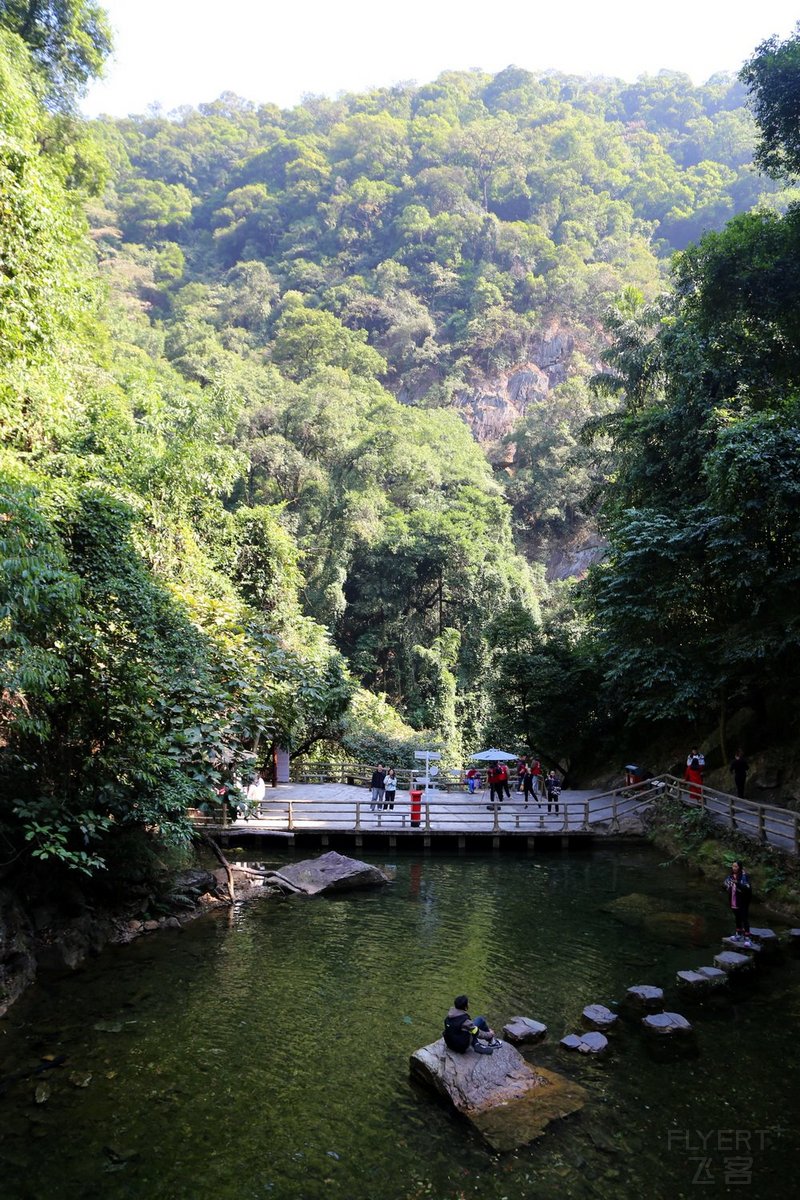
208;782;644;836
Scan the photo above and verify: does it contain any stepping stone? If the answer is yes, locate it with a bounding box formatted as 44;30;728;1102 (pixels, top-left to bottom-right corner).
625;985;664;1011
748;928;780;955
696;966;728;986
713;950;755;973
582;1004;618;1030
560;1031;609;1055
676;967;728;992
643;1011;693;1035
503;1016;548;1044
722;936;762;957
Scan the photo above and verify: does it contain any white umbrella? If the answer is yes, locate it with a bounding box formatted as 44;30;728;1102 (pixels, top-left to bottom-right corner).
469;748;519;761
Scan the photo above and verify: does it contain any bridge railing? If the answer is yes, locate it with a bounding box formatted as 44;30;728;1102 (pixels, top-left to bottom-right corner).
189;780;661;835
655;773;800;854
188;770;799;852
291;761;484;791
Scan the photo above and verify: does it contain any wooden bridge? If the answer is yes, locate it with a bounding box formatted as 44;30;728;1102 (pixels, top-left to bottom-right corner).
190;771;800;855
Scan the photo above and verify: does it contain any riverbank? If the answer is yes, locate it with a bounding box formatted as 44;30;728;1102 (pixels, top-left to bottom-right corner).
645;797;800;923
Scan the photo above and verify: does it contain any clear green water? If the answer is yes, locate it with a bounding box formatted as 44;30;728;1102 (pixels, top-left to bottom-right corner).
1;846;799;1200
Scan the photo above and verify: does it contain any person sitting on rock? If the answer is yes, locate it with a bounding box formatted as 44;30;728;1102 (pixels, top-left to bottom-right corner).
443;994;501;1054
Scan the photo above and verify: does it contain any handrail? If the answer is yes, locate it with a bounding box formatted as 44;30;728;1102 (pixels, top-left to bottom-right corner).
189;769;800;855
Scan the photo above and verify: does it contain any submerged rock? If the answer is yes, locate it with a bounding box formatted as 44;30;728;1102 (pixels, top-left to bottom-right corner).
503;1016;548;1044
273;850;390;896
410;1037;586;1151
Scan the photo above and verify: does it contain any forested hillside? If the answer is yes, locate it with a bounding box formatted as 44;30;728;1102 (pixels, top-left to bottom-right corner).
3;3;800;885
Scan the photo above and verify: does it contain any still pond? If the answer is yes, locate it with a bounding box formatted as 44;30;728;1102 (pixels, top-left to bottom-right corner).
1;845;799;1199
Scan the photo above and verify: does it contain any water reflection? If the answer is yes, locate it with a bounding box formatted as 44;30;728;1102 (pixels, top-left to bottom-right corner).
1;847;799;1199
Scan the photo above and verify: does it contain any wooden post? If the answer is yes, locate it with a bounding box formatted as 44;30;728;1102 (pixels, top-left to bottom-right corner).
583;800;589;831
424;803;431;831
612;794;618;832
729;796;735;830
492;806;501;833
758;806;765;843
287;799;293;831
355;801;361;832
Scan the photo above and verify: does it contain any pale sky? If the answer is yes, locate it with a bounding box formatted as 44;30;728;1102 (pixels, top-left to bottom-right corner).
82;0;800;117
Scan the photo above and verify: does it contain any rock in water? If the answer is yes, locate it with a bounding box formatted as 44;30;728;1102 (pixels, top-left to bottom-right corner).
274;851;390;895
503;1016;548;1044
582;1004;618;1031
409;1038;586;1151
642;1012;693;1035
560;1031;609;1055
625;985;664;1011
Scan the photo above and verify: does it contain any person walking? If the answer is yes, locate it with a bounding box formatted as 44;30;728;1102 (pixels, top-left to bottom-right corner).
383;768;397;810
723;861;752;944
530;758;543;801
684;754;704;803
521;765;537;808
370;765;386;811
730;750;749;800
486;764;504;810
497;761;512;799
545;769;562;814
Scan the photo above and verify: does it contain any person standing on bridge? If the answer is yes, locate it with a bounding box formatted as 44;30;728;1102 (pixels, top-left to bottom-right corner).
370;765;386;811
684;754;704;802
545;770;562;814
383;768;397;810
486;764;504;810
521;764;537;808
730;750;749;800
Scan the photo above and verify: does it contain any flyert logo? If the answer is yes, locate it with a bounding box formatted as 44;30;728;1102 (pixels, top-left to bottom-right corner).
666;1128;784;1186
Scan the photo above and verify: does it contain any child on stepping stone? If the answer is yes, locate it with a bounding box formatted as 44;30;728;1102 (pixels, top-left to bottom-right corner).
723;861;752;944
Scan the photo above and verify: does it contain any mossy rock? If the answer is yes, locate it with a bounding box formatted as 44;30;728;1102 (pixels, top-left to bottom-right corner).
603;893;671;927
644;911;709;946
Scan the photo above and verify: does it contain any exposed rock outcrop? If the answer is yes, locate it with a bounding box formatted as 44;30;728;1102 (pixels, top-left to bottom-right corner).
410;1037;586;1151
267;850;390;896
450;327;577;443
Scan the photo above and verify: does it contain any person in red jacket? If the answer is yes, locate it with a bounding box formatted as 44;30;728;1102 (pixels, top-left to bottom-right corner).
496;761;511;799
486;765;504;810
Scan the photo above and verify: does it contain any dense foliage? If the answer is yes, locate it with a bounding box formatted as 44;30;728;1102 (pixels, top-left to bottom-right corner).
583;26;800;761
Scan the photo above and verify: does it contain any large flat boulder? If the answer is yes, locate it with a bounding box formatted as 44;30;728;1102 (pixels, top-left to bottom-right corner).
410;1038;586;1151
273;851;389;895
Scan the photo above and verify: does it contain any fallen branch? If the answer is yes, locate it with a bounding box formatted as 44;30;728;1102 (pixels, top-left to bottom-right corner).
234;865;306;895
200;834;235;903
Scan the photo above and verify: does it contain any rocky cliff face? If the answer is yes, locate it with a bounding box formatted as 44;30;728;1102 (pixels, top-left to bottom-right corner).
443;323;606;581
452;326;576;442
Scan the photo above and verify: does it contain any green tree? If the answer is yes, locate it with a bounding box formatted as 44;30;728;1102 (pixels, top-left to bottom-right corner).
740;22;800;179
0;0;112;107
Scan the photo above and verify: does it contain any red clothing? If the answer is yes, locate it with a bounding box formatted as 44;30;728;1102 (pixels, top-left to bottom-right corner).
684;766;703;802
